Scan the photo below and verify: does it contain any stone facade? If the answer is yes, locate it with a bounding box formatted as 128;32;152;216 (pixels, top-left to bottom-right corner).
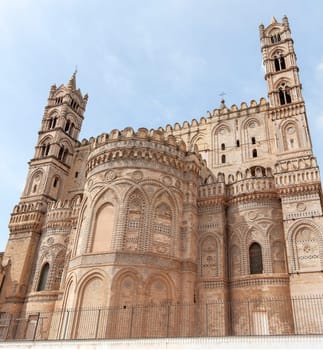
0;16;323;339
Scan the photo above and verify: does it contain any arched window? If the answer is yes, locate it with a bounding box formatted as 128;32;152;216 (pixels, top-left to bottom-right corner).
249;243;263;274
41;143;51;157
236;140;240;147
270;33;281;43
252;149;258;158
69;123;75;136
274;52;286;71
53;176;59;188
221;143;225;150
221;154;226;164
251;137;256;144
279;83;292;105
48;117;57;129
58;146;68;163
37;263;50;291
64;120;71;133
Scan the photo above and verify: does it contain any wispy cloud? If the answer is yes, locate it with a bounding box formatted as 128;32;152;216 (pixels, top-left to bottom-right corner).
316;59;323;72
316;115;323;129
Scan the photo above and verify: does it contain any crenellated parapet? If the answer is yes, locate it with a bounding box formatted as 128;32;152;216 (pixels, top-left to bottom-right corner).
269;101;305;121
44;200;73;230
198;166;277;204
274;156;321;194
9;201;46;234
85;127;203;177
159;98;268;135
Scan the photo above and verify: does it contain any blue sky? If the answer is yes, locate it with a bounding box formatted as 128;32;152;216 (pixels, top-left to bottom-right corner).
0;0;323;251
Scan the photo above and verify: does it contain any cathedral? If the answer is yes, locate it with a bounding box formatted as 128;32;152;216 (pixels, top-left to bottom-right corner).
0;16;322;340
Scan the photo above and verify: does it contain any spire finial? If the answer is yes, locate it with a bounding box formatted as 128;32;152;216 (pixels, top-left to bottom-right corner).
271;16;277;24
67;67;77;90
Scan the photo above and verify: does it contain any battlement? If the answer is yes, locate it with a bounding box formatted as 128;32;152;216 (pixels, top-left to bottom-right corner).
198;166;276;201
45;198;83;229
274;156;321;190
157;98;268;134
9;201;46;233
85;127;203;177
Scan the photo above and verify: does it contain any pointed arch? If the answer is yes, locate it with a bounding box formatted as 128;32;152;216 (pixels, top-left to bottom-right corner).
47;111;58;130
74;272;108;339
211;123;232;166
38;136;53;158
110;269;143;307
123;188;146;252
85;187;119;253
288;221;323;272
27;169;44;195
280;120;301;151
199;234;219;277
144;273;175;305
51;249;66;290
272;50;286;71
91;203;115;253
149;189;177;256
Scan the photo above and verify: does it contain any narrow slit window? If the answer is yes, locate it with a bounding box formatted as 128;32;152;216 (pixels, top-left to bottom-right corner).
221;143;225;150
37;263;50;291
252;149;258;158
53;177;59;188
221;154;226;164
236;140;240;147
251;137;256;144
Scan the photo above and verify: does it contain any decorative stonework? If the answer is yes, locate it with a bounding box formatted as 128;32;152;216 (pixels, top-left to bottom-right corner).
2;16;323;341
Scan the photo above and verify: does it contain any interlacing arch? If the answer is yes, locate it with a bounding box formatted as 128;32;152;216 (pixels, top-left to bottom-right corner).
27;169;44;195
280;119;301;151
110;268;143;307
198;234;219;278
123;188;147;252
287;220;323;272
149;189;178;256
86;187;119;253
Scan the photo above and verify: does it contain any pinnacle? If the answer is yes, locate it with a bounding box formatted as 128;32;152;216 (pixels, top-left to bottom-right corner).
67;69;77;91
271;16;277;24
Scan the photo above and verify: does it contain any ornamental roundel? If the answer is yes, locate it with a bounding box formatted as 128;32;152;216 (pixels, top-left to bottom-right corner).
247;211;258;221
296;203;306;212
105;170;116;182
132;170;143;182
287;126;296;135
249;122;256;129
162;176;172;186
47;237;54;245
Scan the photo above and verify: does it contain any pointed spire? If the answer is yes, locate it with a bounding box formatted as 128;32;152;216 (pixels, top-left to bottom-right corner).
67;68;77;91
271;16;277;24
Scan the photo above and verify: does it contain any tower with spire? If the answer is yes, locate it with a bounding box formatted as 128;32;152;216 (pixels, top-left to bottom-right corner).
0;17;323;339
1;73;88;316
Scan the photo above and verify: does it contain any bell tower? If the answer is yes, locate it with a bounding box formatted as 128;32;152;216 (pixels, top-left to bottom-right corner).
260;15;303;107
22;71;88;202
260;17;323;301
1;73;88;314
